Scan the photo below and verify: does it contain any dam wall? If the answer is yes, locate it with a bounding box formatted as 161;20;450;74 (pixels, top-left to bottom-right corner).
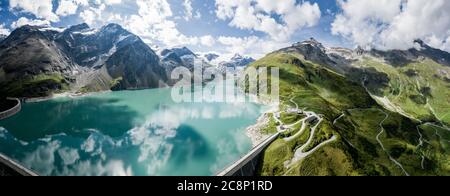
0;98;21;120
217;133;280;176
0;153;38;176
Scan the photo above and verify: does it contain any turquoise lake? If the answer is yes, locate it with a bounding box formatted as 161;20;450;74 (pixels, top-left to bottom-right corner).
0;86;265;176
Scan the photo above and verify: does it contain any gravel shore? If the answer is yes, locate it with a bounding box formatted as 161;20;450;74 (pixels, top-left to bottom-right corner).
246;113;271;147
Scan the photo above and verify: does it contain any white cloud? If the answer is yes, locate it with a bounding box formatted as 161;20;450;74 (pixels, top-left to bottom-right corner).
217;35;289;58
22;140;61;176
122;0;200;47
58;147;80;165
0;24;10;35
104;0;122;5
444;38;450;52
39;0;210;49
11;17;51;29
9;0;59;22
81;135;96;153
56;0;78;16
200;35;216;47
6;0;297;57
182;0;194;21
80;9;97;26
56;0;89;17
194;10;201;20
63;159;132;176
215;0;321;41
79;3;106;26
332;0;450;52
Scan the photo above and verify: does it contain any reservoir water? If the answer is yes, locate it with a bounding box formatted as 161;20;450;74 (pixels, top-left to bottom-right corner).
0;86;264;176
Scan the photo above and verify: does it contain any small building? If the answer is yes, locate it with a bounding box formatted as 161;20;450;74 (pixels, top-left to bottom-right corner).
287;108;303;114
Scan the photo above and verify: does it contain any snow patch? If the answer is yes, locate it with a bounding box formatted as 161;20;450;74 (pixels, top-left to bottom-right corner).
39;27;66;33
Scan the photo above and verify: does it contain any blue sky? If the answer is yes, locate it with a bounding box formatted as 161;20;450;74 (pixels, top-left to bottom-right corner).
1;0;450;58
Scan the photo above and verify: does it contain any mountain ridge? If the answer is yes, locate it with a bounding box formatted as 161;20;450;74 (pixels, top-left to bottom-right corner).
247;37;450;176
0;22;449;175
0;23;190;98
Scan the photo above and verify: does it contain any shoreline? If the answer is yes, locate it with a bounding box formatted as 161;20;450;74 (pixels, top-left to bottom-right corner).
245;101;279;147
24;87;279;148
245;113;271;147
24;91;112;103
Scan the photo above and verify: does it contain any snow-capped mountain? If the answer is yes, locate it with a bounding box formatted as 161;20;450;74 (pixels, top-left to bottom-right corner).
0;23;167;97
203;53;220;62
160;47;207;70
219;54;255;68
55;23;142;68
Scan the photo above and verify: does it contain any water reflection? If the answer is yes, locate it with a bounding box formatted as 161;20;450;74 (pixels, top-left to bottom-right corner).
0;89;262;176
0;97;139;141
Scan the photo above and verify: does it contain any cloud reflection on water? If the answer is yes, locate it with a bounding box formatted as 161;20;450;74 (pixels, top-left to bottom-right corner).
0;101;260;176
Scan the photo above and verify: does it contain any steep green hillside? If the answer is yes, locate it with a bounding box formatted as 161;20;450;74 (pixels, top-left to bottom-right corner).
250;52;450;176
352;57;450;126
0;73;70;97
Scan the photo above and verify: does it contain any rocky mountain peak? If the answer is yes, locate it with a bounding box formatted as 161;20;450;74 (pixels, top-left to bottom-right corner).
293;37;325;50
101;23;124;32
368;39;450;67
175;47;197;57
161;47;196;58
1;25;54;46
203;53;220;62
219;53;255;68
307;37;321;45
232;53;243;59
355;46;366;55
277;38;353;74
11;25;41;34
66;23;90;32
413;39;426;47
231;53;255;63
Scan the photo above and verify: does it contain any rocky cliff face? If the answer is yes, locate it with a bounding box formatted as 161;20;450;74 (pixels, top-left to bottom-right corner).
282;38;353;74
55;23;141;68
370;40;450;67
160;47;201;70
106;40;166;90
0;25;77;97
0;35;6;42
0;23;171;97
161;47;196;58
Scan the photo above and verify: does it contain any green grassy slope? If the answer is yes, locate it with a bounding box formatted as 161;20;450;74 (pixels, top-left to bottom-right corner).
250;52;450;176
0;73;70;98
353;57;450;125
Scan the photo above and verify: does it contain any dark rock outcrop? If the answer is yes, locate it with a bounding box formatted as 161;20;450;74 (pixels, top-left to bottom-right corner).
204;53;219;62
0;23;169;97
370;40;450;67
106;40;166;90
0;34;6;43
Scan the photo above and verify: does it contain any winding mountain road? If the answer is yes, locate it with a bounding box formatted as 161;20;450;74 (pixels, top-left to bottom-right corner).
333;113;345;125
376;109;410;176
272;96;336;167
